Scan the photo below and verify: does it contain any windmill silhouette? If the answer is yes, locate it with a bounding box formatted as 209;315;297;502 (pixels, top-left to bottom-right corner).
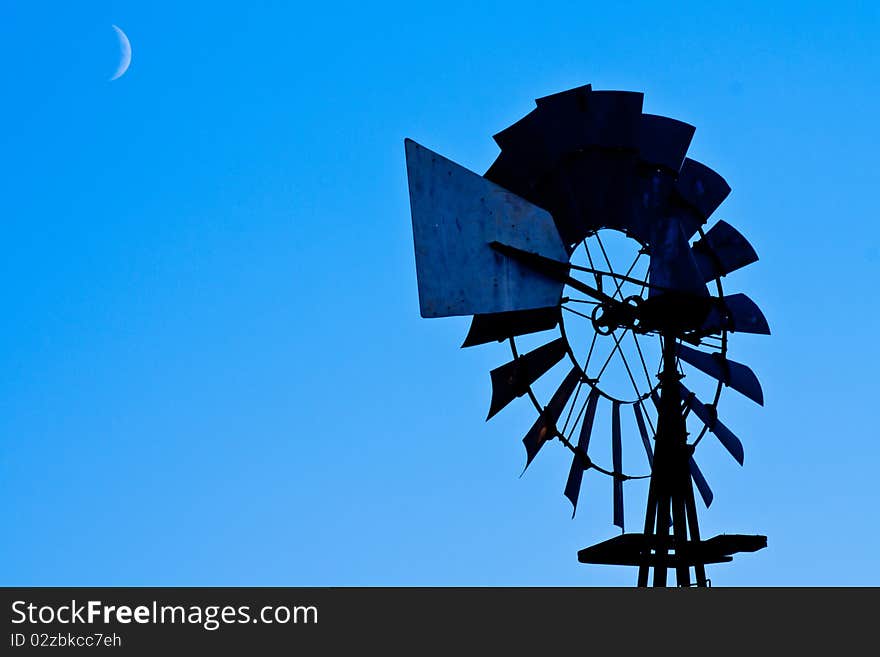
405;84;768;586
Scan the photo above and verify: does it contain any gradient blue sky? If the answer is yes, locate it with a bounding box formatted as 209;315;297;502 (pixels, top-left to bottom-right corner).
1;1;878;586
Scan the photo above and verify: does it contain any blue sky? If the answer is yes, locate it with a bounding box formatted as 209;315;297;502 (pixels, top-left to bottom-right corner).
0;1;877;586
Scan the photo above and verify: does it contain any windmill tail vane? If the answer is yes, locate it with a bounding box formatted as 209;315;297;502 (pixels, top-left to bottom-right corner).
404;83;769;587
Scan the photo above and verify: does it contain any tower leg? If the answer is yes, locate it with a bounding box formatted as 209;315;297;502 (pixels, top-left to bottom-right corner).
672;484;691;586
637;478;657;587
652;487;670;587
684;474;708;586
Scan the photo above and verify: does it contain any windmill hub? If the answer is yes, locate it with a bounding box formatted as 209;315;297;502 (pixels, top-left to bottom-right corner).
404;83;769;586
589;295;642;334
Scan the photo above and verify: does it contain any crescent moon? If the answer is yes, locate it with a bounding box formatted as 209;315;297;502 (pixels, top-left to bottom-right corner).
110;25;132;81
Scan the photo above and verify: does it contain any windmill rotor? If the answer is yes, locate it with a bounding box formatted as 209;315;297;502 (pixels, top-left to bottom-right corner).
404;84;769;586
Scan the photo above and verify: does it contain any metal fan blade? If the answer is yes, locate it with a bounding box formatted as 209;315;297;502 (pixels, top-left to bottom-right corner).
540;148;640;243
700;293;771;336
462;307;559;348
487;338;568;419
692;220;759;281
675;158;731;220
626;168;677;244
564;388;600;516
493;108;541;152
522;367;581;471
491;91;637;187
508;90;644;243
638;114;695;172
648;216;710;298
612;401;624;530
532;84;595;160
573;90;644;150
506;86;596;169
534;83;592;107
676;343;764;405
633;402;654;467
533;87;644;151
689;458;714;508
675;204;708;242
680;384;745;465
492;109;559;183
483;151;543;204
405;139;567;318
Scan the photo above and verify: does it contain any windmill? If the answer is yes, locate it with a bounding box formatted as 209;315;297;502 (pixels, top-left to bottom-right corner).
404;84;768;586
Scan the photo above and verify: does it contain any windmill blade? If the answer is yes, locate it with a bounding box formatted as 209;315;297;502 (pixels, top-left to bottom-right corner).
483;151;544;204
633;402;654;467
487;338;568;419
680;384;745;465
533;89;643;150
564;388;600;516
462;307;559;348
692;220;759;281
493;109;542;155
510;86;595;168
522;367;582;471
648;216;710;298
675;158;731;220
576;90;645;149
492;109;558;182
535;83;592;107
674;204;708;242
689;457;714;508
625;173;671;244
637;114;695;172
722;293;770;334
405;139;567;318
512;89;644;239
489;89;641;192
532;84;596;159
700;293;771;336
612;401;624;530
516;91;645;243
676;343;764;405
541;147;640;243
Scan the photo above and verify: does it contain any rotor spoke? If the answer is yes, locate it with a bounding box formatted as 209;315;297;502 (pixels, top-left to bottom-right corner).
595;232;626;301
562;305;594;322
565;259;667;291
606;249;644;301
583;331;599;373
631;331;654;392
595;326;631;380
561;378;584;435
619;251;643;294
616;336;647;408
583;239;602;289
565;386;592;441
638;397;656;436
